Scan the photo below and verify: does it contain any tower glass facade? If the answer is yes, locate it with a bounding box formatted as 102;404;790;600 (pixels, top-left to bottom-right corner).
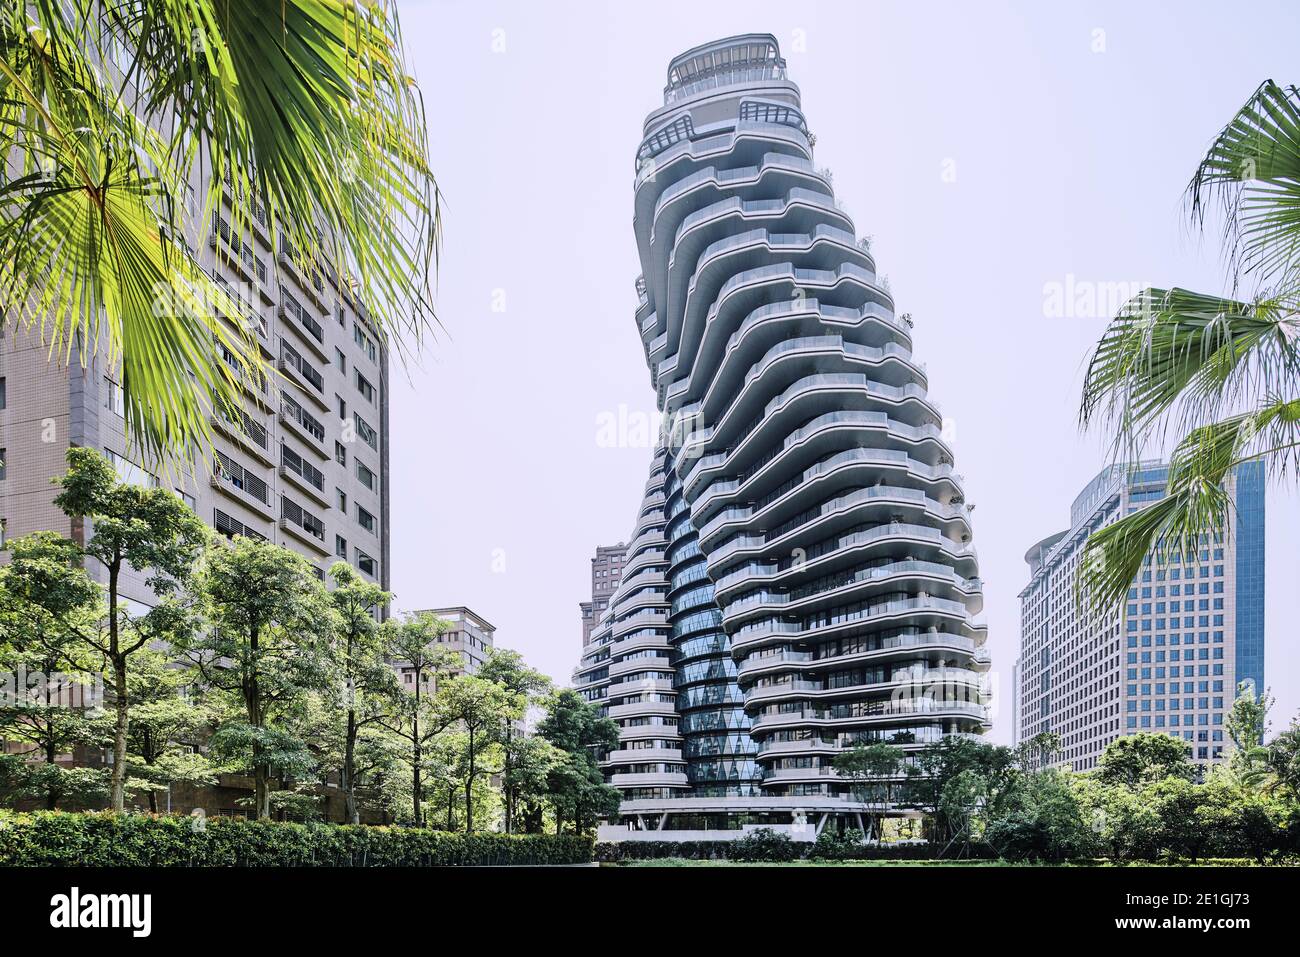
1017;461;1265;770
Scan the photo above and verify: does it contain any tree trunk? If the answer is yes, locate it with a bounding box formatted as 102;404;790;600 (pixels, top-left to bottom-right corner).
107;564;128;813
410;680;423;826
44;735;56;809
110;656;129;812
244;629;271;820
411;736;422;827
343;708;359;825
464;725;475;833
503;723;513;834
254;765;269;819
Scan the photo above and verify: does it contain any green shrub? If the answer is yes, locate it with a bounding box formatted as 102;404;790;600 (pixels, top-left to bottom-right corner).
808;829;865;860
728;827;802;862
0;811;594;867
595;831;994;863
594;839;734;862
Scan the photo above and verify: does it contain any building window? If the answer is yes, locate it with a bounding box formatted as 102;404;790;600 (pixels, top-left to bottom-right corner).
336;394;347;420
335;347;346;372
0;376;6;410
106;450;156;488
353;324;377;362
335;441;347;466
336;488;347;512
335;534;348;558
354;413;377;450
357;506;375;534
357;461;376;491
356;549;376;577
105;377;124;416
355;371;375;404
0;448;6;481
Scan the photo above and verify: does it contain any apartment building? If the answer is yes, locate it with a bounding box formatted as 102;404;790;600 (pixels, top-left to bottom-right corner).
0;175;391;607
574;35;990;840
1017;461;1265;771
580;542;628;645
418;606;496;676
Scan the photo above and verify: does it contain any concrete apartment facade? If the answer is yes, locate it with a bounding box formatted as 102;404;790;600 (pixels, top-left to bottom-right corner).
1016;461;1265;771
0;176;392;607
574;35;990;840
417;606;496;676
580;542;627;645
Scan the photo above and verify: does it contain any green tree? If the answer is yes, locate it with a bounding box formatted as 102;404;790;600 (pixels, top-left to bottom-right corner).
477;648;552;833
832;742;903;839
1225;681;1274;778
1079;81;1300;607
537;689;620;834
120;650;217;813
374;612;456;825
1097;732;1197;789
181;535;334;819
504;734;565;834
325;561;395;824
905;737;1016;851
431;674;517;833
0;1;439;467
50;446;208;812
1148;776;1217;863
984;767;1098;863
0;531;104;809
1261;719;1300;802
1013;731;1063;772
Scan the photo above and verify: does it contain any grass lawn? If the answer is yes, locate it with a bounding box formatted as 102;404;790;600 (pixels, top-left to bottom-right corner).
610;859;1025;867
606;858;1279;867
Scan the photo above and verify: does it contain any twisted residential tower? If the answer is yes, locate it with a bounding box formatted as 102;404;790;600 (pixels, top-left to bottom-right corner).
576;34;990;838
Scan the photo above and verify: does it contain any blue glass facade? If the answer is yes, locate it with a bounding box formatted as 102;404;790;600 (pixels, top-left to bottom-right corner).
1232;460;1266;700
663;464;762;797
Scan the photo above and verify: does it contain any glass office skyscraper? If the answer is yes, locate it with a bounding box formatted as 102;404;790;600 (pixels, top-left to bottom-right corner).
575;34;990;838
1017;461;1265;770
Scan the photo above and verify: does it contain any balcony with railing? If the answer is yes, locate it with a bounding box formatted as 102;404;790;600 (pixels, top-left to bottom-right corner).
279;340;326;400
211;212;268;286
211;450;271;516
280;441;329;505
279;292;326;357
280;495;327;552
279;391;327;451
211;270;269;344
278;232;328;305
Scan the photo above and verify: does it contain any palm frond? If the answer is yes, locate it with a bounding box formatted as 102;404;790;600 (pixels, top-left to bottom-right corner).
123;0;442;351
0;5;255;468
1079;399;1299;610
1079;287;1300;451
0;0;439;469
1189;80;1300;290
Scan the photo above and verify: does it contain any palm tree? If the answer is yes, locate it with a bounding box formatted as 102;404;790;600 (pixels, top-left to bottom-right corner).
1079;80;1300;608
0;1;440;468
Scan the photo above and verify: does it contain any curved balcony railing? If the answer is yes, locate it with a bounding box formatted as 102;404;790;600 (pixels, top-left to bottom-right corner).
735;631;977;676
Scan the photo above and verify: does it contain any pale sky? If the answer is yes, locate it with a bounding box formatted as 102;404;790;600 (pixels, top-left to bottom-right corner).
387;0;1300;743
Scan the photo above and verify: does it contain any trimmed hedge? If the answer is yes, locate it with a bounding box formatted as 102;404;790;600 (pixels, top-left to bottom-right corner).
0;811;594;867
595;827;997;863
